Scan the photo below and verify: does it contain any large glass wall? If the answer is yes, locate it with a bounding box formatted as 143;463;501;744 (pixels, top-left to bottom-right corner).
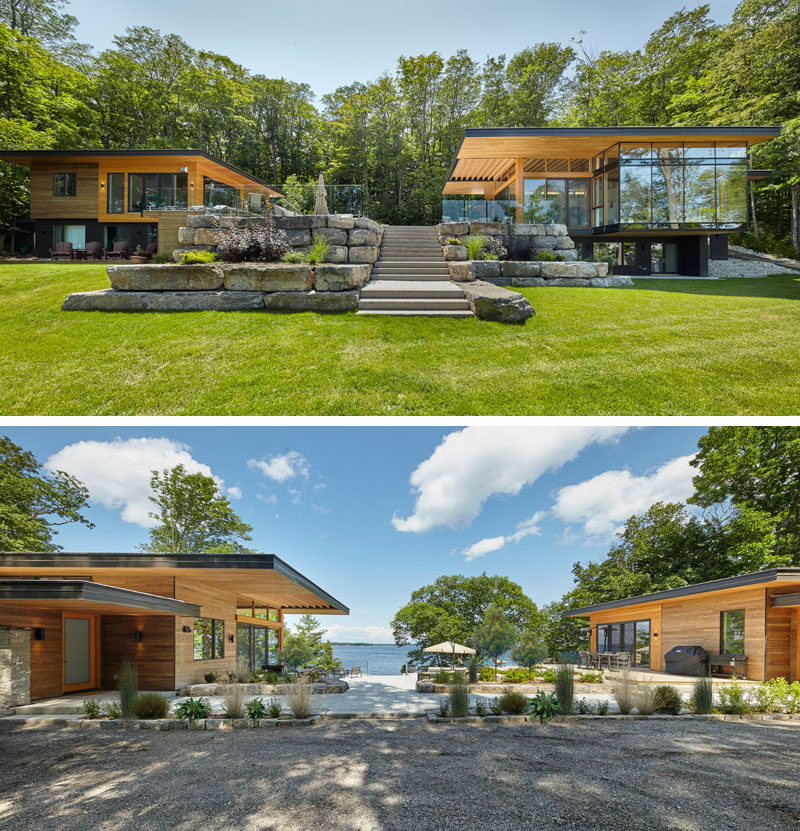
592;141;748;229
524;178;588;226
237;622;279;670
596;619;651;666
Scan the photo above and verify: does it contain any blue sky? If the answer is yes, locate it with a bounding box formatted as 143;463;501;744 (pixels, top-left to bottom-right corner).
6;426;708;641
67;0;740;98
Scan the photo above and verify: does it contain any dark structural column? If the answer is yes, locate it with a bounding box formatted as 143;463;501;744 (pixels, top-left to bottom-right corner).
709;234;729;260
580;240;594;260
635;241;651;275
677;236;709;277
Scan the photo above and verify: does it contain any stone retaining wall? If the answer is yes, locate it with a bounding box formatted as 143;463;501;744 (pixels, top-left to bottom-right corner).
437;221;577;261
0;627;29;714
449;259;633;288
174;213;384;267
62;262;370;312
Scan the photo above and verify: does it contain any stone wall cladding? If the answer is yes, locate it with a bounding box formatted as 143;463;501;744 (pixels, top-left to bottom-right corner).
172;213;385;268
0;627;30;713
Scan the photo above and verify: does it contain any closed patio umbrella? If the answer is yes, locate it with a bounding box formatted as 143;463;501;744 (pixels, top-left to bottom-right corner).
423;641;476;668
314;173;328;215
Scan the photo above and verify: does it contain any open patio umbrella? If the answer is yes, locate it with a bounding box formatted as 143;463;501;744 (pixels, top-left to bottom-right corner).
314;173;328;215
423;641;476;668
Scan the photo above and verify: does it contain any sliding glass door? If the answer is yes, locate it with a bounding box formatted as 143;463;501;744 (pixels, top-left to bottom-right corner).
596;619;651;666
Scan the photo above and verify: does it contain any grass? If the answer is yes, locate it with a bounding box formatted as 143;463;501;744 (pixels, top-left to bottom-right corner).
3;263;800;414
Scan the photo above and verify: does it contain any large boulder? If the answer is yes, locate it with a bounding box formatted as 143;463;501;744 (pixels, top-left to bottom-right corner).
591;275;634;287
513;224;545;236
553;236;575;249
326;213;355;230
547;224;568;236
313;264;370;291
560;249;579;261
546;278;592;287
348;228;379;246
510;277;546;287
448;262;473;282
469;221;504;236
540;262;596;280
63;289;264;312
186;214;218;229
177;227;194;244
284;229;312;247
500;261;541;278
443;244;467;261
461;281;534;324
263;289;359;312
469;260;501;280
324;245;348;264
348;246;379;264
531;235;556;250
437;222;469;237
355;216;380;233
108;264;223;291
314;227;347;246
221;263;313;292
274;215;326;230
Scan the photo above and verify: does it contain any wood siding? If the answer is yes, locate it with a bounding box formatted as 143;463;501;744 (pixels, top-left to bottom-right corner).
30;162;98;219
101;615;175;690
586;603;663;670
0;606;63;700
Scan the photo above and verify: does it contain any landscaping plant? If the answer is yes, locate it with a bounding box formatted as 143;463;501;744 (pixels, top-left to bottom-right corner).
204;672;218;683
266;698;283;719
304;235;330;265
175;697;211;723
245;697;268;724
653;685;683;715
483;236;508;260
132;693;170;719
152;253;170;264
445;237;461;245
554;664;575;714
117;654;138;718
474;698;488;717
286;679;313;719
468;656;478;683
82;698;101;719
691;677;714;714
528;691;559;723
465;235;486;260
497;691;528;715
751;678;800;714
511;630;546;680
612;669;634;715
535;250;565;262
478;666;495;683
632;686;657;715
578;671;603;684
539;668;557;684
231;661;251;683
281;250;306;263
718;682;753;715
223;684;245;719
434;669;453;684
448;682;470;718
474;603;517;681
180;250;220;264
576;698;592;714
102;700;121;719
501;667;533;684
596;700;610;716
437;699;449;717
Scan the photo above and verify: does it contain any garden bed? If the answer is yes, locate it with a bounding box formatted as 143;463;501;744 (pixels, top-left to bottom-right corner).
178;680;348;696
13;715;322;729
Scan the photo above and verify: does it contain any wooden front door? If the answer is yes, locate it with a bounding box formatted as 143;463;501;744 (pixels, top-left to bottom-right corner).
62;613;99;692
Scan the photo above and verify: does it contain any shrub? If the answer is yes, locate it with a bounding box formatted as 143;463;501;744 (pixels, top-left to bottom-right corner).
654;685;683;715
596;700;609;716
204;672;218;684
82;698;101;719
468;657;478;684
437;699;449;717
245;697;268;724
281;249;305;263
612;669;634;715
286;679;313;719
502;234;533;261
750;678;800;714
539;668;557;684
304;235;330;265
497;691;528;715
434;669;453;684
632;686;657;715
180;250;220;264
231;661;251;683
448;682;470;718
266;698;283;719
501;667;531;684
215;222;289;262
529;691;559;723
691;677;714;714
579;671;604;684
132;692;170;719
465;235;486;260
554;664;575;714
478;666;495;682
576;698;592;715
483;236;508;260
152;252;170;264
102;700;121;719
718;682;752;715
474;698;488;716
118;654;138;718
535;250;565;262
446;237;461;245
175;696;211;722
223;684;245;719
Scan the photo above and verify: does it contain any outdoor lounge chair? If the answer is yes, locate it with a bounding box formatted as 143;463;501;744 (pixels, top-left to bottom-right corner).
49;241;73;260
350;666;361;677
142;241;157;259
84;241;104;259
105;241;130;260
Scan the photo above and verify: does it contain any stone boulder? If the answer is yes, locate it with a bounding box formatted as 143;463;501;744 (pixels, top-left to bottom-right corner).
274;215;326;230
510;277;546;287
313;264;370;292
63;289;264;312
221;263;313;292
468;221;504;236
531;235;556;250
348;228;379;246
355;216;380;233
443;244;467;261
437;222;469;237
348;246;379;264
263;289;359;312
327;213;355;230
448;262;473;282
186;214;218;229
108;264;223;292
324;245;348;264
177;227;195;245
548;224;568;236
500;261;541;278
193;228;219;246
540;262;596;280
469;260;501;280
554;236;575;249
284;229;312;247
513;224;546;236
461;281;534;324
314;227;347;246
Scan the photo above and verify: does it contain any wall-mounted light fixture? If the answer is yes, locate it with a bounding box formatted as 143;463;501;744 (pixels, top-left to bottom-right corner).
179;166;188;173
228;634;235;643
33;627;45;641
134;631;143;643
182;625;192;633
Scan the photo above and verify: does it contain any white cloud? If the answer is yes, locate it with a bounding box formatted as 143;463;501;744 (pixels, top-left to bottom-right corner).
257;493;278;505
552;454;696;539
461;511;546;562
226;486;242;500
321;624;395;643
46;437;230;528
393;427;629;533
248;451;309;484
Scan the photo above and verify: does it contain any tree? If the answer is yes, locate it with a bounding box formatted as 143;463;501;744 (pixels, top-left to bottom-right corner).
512;629;546;680
0;435;93;550
392;573;540;663
140;464;253;553
279;614;334;670
474;604;517;681
505;43;575;127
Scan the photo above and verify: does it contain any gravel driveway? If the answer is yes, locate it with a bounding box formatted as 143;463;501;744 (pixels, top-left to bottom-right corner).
1;718;798;830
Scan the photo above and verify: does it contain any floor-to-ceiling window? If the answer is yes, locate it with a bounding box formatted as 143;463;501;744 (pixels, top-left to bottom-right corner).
236;599;281;670
596;619;651;666
524;178;589;227
128;173;188;211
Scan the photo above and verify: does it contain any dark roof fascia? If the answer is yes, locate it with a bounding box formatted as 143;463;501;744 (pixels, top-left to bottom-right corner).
0;579;200;616
461;126;782;139
0;149;284;197
0;552;348;614
563;568;800;617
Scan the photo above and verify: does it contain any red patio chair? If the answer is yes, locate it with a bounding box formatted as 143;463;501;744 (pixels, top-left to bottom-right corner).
84;241;105;259
49;241;73;260
105;241;130;260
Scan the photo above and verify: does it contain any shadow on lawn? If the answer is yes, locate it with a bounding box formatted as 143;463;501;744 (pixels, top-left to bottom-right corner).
632;275;800;301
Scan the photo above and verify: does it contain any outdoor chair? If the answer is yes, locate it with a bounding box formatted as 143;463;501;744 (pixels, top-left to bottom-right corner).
49;241;73;260
142;241;157;259
84;241;104;259
350;666;361;677
105;241;130;260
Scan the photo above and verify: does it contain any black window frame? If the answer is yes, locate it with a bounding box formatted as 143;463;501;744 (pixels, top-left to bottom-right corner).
192;617;224;661
596;618;651;666
53;172;77;197
107;172;125;214
720;609;745;654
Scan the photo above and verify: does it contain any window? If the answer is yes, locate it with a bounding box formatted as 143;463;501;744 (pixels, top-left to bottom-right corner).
193;617;224;660
720;609;745;654
237;622;280;670
204;177;240;209
53;173;77;197
107;173;124;214
129;172;188;211
596;619;651;665
54;224;85;248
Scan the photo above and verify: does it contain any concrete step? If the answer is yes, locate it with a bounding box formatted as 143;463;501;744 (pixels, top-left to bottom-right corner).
371;274;449;282
361;280;465;299
357;309;474;317
374;266;449;272
358;297;470;311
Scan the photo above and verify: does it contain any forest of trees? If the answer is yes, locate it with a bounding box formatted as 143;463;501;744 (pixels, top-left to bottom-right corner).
0;0;798;248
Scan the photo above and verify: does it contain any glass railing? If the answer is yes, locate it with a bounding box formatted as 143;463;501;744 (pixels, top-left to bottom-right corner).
442;200;517;223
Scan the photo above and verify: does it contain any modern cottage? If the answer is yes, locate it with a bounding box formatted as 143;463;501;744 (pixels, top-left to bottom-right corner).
0;552;347;708
564;568;800;681
0;149;283;259
443;126;780;276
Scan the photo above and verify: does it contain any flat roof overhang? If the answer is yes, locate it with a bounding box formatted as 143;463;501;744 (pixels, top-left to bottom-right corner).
0;149;284;197
563;568;800;617
0;579;201;616
444;126;782;194
0;552;348;615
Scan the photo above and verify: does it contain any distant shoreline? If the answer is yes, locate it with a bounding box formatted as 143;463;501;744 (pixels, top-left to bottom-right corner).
331;642;399;647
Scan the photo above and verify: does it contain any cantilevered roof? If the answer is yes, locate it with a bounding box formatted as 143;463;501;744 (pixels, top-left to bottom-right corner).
0;149;284;197
0;552;348;615
0;579;201;616
444;126;782;194
563;568;800;617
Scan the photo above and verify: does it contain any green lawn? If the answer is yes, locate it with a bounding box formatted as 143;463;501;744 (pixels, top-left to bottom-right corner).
2;263;800;415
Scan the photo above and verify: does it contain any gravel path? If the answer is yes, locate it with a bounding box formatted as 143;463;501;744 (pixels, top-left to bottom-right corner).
1;718;799;830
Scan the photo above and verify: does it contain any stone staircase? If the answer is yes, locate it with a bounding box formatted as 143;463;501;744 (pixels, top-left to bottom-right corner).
357;226;473;317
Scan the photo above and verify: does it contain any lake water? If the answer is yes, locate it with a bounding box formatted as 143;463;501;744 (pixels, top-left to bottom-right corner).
332;644;414;675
